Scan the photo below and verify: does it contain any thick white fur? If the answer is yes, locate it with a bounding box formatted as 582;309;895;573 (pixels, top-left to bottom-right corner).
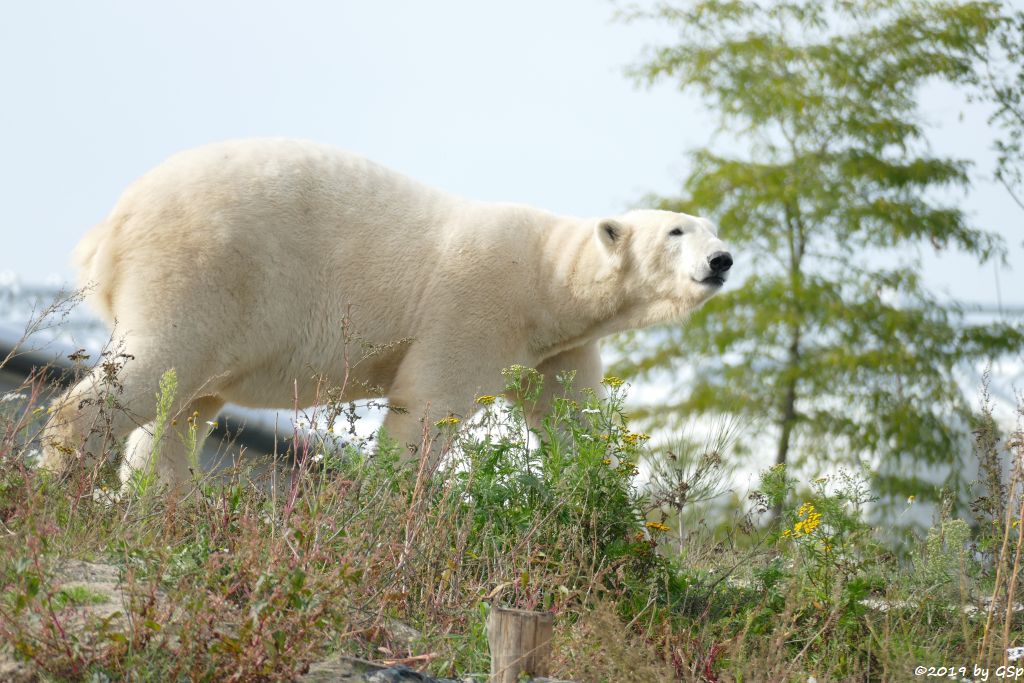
42;138;730;489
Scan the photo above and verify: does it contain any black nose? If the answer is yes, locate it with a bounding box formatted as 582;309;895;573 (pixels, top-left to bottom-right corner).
708;251;733;273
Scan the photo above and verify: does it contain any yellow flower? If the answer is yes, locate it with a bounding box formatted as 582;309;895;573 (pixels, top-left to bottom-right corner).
475;395;497;405
646;521;670;533
434;416;461;428
799;513;822;535
907;495;916;504
602;375;625;388
622;431;651;446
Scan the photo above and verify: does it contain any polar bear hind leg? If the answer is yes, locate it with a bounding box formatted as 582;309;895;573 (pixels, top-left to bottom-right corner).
118;394;226;493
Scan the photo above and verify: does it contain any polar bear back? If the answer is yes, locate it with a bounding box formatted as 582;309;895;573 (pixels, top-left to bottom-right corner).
76;139;549;355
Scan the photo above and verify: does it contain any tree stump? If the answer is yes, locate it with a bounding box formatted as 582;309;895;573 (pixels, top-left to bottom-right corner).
487;606;553;683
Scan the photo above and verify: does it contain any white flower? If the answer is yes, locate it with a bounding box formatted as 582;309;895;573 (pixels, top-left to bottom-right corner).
91;486;122;507
581;408;600;415
1;392;25;403
1009;646;1024;662
312;452;324;463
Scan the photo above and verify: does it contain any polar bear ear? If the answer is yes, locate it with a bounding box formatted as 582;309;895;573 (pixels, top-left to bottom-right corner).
597;219;630;250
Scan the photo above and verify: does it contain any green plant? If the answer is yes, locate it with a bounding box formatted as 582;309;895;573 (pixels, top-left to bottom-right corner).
617;0;1024;515
3;338;1024;681
124;368;177;497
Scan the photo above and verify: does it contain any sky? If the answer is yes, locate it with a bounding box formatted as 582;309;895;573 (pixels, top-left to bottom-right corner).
0;0;1021;306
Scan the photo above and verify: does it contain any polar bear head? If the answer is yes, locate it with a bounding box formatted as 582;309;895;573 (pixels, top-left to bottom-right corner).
595;209;732;326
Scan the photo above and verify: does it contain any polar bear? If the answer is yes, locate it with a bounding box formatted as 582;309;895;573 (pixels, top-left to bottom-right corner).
41;138;732;489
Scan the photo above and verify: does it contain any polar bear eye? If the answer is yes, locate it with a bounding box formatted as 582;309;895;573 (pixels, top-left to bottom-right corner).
669;227;684;236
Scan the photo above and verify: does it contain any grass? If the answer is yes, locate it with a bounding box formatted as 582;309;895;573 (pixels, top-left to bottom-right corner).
1;345;1023;681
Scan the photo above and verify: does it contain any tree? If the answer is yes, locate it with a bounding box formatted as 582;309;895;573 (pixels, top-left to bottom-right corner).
616;0;1024;506
972;5;1024;215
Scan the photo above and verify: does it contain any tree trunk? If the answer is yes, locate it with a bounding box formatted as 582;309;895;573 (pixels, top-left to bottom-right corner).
776;199;804;517
776;331;801;470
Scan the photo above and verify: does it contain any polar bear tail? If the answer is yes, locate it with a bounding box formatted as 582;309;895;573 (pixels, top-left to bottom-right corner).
72;220;117;323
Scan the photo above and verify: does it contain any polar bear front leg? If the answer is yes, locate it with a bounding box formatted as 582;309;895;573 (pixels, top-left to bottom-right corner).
527;341;606;428
382;345;507;468
382;382;482;468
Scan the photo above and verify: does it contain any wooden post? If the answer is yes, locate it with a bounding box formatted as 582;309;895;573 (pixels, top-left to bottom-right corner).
487;606;553;683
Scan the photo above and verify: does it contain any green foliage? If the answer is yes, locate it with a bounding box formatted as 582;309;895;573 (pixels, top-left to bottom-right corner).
1;368;1023;680
126;368;177;497
618;0;1024;507
451;370;665;610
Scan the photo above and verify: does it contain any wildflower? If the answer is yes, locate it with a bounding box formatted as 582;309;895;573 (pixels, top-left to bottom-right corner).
1;392;25;403
793;514;822;536
312;452;324;464
622;431;651;446
91;486;122;506
601;375;625;388
784;502;823;538
1009;646;1024;662
907;495;915;504
475;395;497;405
206;420;218;428
602;458;612;465
646;521;670;533
435;415;460;428
580;408;600;415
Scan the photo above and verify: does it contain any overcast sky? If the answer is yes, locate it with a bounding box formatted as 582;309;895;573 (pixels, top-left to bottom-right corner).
1;1;1021;306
